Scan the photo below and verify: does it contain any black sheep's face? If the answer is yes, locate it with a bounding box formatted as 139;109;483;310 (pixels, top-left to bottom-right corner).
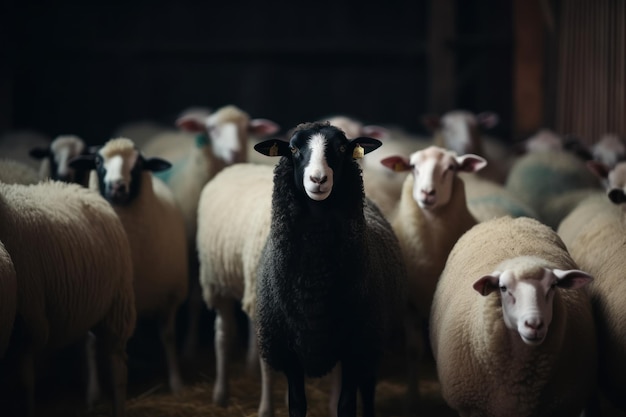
96;149;142;206
289;126;350;201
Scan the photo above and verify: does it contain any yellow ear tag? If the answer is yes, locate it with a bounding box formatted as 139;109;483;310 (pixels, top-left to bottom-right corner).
352;144;364;159
394;162;405;172
269;142;278;157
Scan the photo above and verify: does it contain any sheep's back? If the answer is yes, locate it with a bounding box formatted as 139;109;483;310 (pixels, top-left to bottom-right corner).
0;181;135;349
558;196;626;408
115;174;188;315
196;163;274;316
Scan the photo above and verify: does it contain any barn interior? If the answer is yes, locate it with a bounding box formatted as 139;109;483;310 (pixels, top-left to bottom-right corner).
1;0;625;416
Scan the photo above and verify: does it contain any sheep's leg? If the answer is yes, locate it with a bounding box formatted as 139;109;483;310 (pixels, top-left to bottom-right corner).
85;331;101;409
160;305;184;394
182;253;202;361
213;297;236;407
404;312;422;412
17;347;35;417
258;357;275;417
337;361;358;417
328;364;341;417
285;363;307;417
246;319;260;376
358;362;378;417
94;325;128;417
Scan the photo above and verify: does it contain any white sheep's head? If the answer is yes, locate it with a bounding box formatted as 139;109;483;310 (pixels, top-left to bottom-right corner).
324;115;389;140
380;146;486;210
69;138;171;205
176;105;280;165
422;110;498;156
29;135;89;183
592;133;626;169
254;121;381;201
473;256;592;346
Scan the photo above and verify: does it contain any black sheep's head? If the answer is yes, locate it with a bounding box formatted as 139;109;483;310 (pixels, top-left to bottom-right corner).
254;121;381;201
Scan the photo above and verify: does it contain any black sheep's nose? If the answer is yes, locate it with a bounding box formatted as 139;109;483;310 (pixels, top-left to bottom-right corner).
608;189;626;204
310;174;328;185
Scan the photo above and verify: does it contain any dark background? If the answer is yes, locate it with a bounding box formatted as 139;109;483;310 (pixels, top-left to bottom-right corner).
0;0;513;143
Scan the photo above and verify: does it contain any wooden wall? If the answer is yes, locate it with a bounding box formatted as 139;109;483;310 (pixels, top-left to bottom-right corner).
1;1;513;143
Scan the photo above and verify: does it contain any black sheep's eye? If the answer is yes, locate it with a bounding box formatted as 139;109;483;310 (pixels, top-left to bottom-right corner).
499;285;507;293
339;145;346;153
290;146;298;155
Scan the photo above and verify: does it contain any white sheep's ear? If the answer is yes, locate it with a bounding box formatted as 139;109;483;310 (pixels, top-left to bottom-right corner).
380;156;411;172
472;272;501;296
553;269;593;290
456;154;488;173
176;113;208;133
248;119;280;137
254;139;291;157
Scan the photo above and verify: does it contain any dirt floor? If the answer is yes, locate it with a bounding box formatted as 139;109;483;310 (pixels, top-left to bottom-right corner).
8;311;626;417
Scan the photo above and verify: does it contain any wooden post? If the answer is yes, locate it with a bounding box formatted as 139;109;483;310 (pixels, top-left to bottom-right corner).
513;0;546;140
428;0;456;113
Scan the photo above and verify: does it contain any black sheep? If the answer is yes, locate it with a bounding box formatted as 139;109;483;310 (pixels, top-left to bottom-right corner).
254;121;407;417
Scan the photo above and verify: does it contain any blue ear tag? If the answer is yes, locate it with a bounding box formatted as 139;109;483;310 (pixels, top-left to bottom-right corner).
195;133;210;147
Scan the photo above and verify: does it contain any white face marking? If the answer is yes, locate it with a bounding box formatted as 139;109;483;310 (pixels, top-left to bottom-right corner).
303;133;333;201
498;269;555;346
207;121;240;164
51;137;85;179
409;147;456;210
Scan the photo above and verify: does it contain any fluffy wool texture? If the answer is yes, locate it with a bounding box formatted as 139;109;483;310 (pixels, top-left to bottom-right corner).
196;162;275;416
430;216;597;417
0;240;16;358
505;150;602;225
558;195;626;409
461;172;538;222
392;173;477;318
153;105;253;243
256;151;407;380
87;138;188;395
0;180;136;415
0;158;39;185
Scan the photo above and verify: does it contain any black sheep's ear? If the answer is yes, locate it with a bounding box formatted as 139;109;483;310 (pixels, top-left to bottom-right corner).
254;139;291;157
29;147;51;160
349;137;382;159
68;154;97;171
144;157;172;172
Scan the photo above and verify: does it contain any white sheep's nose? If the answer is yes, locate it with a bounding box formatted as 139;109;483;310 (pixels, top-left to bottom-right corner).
524;317;544;330
310;174;328;185
421;188;436;197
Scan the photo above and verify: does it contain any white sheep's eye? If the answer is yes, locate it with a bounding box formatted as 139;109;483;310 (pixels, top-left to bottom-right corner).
448;164;456;172
550;283;557;290
499;285;507;293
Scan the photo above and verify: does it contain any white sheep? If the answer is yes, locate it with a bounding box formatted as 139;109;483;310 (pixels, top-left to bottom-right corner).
196;162;275;416
591;133;626;168
460;172;539;222
254;122;407;417
148;104;279;359
423;109;512;183
0;240;16;359
29;134;91;185
0;158;39;185
379;145;484;406
557;188;626;411
70;137;189;394
0;178;136;417
112;119;170;150
505;149;602;228
430;215;597;417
